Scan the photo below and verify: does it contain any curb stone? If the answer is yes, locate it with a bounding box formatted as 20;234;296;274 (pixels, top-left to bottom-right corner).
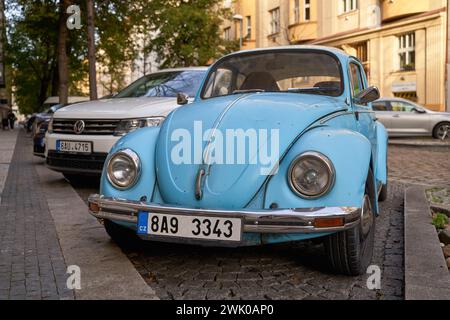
404;186;450;300
389;139;450;147
34;163;159;300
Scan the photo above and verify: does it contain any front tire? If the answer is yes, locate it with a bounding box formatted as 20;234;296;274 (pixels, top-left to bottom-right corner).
104;219;139;244
432;122;450;140
324;169;376;276
378;182;388;202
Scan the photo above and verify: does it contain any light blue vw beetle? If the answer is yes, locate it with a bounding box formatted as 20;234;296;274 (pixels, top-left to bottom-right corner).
88;46;388;275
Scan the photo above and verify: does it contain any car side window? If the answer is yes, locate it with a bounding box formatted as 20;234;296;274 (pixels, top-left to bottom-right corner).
390;101;415;112
203;68;233;98
349;63;365;98
372;101;388;111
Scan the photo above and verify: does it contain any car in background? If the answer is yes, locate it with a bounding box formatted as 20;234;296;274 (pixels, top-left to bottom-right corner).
45;67;207;183
373;97;450;140
26;96;89;133
88;46;387;276
33;104;65;157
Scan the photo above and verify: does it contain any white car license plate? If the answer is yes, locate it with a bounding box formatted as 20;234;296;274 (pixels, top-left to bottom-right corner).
57;140;92;153
137;212;242;242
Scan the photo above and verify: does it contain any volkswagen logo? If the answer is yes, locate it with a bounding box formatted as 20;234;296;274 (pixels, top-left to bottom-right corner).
73;120;85;134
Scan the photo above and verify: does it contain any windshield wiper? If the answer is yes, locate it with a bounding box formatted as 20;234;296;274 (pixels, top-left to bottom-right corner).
285;87;338;94
232;89;265;94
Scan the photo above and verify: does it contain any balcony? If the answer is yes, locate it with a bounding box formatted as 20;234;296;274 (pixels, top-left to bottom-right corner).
381;0;428;22
288;21;318;43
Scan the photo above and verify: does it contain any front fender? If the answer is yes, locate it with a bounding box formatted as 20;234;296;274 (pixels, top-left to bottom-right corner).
100;126;160;202
264;127;372;210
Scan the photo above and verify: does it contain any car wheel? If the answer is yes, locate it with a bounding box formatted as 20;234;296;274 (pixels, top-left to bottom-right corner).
378;182;388;202
104;219;139;245
324;168;376;276
62;173;98;187
432;122;450;140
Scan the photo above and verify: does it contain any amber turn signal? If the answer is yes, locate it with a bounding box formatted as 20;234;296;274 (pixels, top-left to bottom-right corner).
313;217;344;228
89;201;100;213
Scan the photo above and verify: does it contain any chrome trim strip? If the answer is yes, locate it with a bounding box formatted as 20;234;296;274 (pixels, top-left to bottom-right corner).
88;194;361;234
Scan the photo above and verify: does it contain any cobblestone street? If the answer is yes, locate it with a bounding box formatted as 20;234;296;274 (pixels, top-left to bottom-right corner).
70;143;450;300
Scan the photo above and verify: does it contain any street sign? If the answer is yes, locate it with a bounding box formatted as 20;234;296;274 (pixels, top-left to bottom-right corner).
392;82;416;93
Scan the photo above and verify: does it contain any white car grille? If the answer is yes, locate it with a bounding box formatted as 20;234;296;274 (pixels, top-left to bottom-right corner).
52;119;120;135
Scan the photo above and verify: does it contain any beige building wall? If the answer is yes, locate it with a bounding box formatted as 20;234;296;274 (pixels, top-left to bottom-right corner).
222;0;448;111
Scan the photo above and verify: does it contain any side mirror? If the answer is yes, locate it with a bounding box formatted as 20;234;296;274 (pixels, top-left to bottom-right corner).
177;92;189;105
354;86;380;105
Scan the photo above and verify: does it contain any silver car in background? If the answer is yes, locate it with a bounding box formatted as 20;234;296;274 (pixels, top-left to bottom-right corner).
373;97;450;140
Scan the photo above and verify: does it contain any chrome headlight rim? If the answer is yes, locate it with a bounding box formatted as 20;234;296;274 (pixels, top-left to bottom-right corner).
106;148;141;190
288;151;335;199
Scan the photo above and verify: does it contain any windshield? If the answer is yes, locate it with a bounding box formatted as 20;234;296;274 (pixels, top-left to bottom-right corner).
115;70;206;98
201;50;343;99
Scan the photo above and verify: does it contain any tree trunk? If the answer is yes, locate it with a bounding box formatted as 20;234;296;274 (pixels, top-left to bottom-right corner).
86;0;97;100
57;0;70;105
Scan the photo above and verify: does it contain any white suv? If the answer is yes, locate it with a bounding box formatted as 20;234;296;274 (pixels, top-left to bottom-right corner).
45;67;207;181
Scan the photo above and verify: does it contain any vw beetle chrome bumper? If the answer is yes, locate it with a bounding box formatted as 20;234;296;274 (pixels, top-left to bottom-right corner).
88;194;361;233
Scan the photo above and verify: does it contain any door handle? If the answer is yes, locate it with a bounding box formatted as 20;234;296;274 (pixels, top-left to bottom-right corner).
392;114;400;118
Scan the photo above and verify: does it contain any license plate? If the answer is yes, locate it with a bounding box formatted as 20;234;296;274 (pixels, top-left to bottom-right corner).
56;140;92;153
137;212;242;242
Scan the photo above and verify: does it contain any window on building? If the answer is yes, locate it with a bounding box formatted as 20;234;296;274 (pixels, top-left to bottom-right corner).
246;16;251;39
224;27;231;41
398;33;415;71
354;42;369;77
304;0;311;21
294;0;300;23
269;7;280;35
341;0;357;13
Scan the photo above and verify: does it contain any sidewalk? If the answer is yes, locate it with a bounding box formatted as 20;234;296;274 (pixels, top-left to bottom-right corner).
0;129;158;300
0;129;74;299
0;129;18;203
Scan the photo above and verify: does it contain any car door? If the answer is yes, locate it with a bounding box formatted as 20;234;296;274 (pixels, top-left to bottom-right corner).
348;60;377;153
372;100;392;130
388;100;430;136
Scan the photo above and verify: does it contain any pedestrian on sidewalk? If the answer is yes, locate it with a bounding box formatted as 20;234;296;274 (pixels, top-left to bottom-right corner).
0;105;9;130
7;109;17;130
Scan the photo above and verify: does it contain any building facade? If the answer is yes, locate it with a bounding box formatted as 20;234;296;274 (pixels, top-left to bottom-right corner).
223;0;448;111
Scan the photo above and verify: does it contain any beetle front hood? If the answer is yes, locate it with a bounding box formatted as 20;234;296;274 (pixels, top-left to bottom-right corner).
156;92;346;209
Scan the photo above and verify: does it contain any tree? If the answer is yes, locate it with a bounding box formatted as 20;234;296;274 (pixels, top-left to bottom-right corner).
57;0;70;105
86;0;96;100
141;0;239;68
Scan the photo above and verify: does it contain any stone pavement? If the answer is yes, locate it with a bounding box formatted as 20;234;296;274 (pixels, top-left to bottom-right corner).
388;145;450;188
0;129;18;203
0;129;74;300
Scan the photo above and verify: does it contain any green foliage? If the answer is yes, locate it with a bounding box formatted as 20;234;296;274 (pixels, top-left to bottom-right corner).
432;213;449;230
142;0;239;68
5;0;236;113
6;0;89;114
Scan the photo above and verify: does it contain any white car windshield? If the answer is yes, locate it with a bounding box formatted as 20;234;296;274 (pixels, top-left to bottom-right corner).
201;50;343;98
115;70;206;98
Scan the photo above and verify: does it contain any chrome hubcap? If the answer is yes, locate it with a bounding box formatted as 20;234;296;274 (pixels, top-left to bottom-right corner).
360;195;373;237
437;125;450;141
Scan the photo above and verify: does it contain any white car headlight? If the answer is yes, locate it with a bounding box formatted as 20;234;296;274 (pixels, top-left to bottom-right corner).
106;149;141;189
114;117;165;136
288;151;335;199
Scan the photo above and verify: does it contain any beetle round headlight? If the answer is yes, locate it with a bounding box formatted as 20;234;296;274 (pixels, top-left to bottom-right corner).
288;151;335;199
106;149;141;189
